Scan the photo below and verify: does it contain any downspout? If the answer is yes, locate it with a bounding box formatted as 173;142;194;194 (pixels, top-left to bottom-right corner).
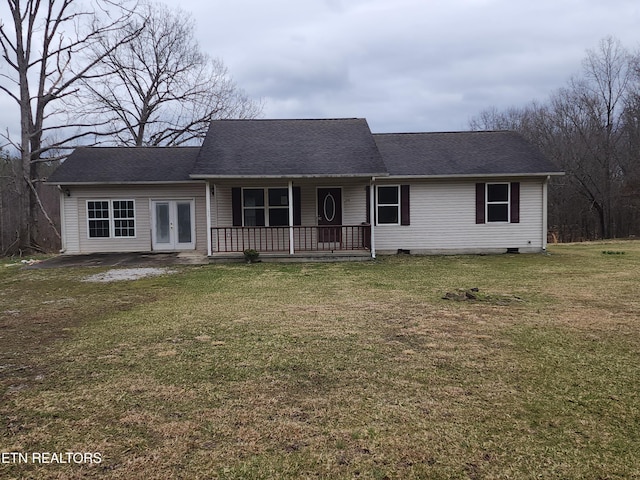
288;181;295;255
57;185;66;253
542;176;549;252
206;181;212;256
370;177;376;259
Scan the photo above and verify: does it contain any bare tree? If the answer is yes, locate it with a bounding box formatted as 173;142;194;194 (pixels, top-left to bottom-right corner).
78;1;262;147
550;37;633;238
618;55;640;232
470;36;640;241
0;0;142;253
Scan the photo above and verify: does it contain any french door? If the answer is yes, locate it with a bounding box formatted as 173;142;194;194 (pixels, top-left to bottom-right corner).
152;200;195;250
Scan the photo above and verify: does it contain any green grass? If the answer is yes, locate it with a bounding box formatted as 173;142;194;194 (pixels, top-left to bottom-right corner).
1;241;639;479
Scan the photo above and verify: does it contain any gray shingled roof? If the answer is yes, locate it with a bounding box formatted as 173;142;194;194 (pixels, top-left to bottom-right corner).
48;122;562;184
47;147;201;184
374;131;562;177
191;118;388;178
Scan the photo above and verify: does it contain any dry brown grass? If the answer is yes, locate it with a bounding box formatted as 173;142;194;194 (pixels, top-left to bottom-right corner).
1;241;639;478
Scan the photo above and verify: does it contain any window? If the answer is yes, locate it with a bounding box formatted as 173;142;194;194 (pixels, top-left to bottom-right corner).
87;200;136;238
243;189;265;226
367;185;410;226
268;188;289;226
486;183;509;222
87;201;110;238
113;200;135;237
377;186;400;224
242;188;289;226
475;182;520;224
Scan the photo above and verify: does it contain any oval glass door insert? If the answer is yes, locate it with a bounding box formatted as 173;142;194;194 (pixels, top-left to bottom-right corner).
324;194;336;222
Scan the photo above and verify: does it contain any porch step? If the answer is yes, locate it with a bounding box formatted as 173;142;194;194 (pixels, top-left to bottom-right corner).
175;252;210;264
208;251;373;264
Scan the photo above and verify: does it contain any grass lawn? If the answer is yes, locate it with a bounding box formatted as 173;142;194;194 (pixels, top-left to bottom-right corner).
1;241;639;479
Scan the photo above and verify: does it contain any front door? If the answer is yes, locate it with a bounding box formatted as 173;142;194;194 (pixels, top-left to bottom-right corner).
152;200;195;250
317;188;342;243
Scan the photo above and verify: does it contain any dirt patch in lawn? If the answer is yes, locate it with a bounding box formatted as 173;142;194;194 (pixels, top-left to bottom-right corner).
83;268;177;283
442;287;524;305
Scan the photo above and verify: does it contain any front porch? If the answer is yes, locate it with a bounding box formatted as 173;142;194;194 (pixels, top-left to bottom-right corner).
205;178;378;260
210;224;371;255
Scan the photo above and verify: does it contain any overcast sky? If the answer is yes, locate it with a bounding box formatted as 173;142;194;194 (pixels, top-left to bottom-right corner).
1;0;639;144
165;0;640;133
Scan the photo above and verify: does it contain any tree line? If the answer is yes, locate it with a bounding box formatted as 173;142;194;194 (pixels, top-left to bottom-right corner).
0;0;261;255
470;37;640;242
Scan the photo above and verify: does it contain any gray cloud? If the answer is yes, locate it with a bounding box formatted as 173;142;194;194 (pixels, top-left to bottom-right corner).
1;0;639;147
199;0;639;132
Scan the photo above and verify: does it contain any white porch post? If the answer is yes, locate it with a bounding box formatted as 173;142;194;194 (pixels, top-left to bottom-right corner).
288;180;295;255
206;181;212;256
370;178;376;259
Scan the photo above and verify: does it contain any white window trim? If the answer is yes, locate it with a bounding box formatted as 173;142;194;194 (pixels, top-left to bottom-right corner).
241;187;289;227
86;199;137;239
86;199;110;239
112;200;136;238
376;185;400;226
486;183;510;223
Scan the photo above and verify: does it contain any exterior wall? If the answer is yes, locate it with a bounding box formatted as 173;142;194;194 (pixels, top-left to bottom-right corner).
60;196;80;254
60;184;207;254
209;177;547;255
374;178;545;254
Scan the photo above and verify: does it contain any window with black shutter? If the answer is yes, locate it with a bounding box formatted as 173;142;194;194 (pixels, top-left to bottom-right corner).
476;182;520;224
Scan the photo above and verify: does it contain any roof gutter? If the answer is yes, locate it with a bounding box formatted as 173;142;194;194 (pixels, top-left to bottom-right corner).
189;173;390;180
381;172;565;180
44;180;208;186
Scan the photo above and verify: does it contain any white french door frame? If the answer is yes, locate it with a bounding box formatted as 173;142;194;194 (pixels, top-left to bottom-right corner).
151;199;196;251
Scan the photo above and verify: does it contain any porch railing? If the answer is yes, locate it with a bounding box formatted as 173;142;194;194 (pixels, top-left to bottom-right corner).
211;225;371;253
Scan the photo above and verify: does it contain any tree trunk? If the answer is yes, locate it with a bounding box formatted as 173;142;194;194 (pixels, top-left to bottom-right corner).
18;20;33;252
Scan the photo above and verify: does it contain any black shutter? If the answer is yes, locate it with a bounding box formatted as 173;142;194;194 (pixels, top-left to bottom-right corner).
400;185;410;226
476;183;486;224
232;187;242;226
365;186;370;224
510;182;520;223
293;187;301;226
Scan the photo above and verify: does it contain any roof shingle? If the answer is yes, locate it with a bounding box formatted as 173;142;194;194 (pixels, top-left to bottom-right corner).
191;118;388;178
47;147;200;184
374;131;562;176
48;121;563;184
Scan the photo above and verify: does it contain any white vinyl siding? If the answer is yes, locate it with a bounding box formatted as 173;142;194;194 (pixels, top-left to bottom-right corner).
208;178;546;255
59;184;207;254
341;184;367;225
374;179;545;254
61;196;80;254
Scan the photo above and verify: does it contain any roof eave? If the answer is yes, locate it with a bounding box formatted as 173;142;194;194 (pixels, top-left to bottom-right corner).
189;173;389;180
45;180;206;185
382;171;565;180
